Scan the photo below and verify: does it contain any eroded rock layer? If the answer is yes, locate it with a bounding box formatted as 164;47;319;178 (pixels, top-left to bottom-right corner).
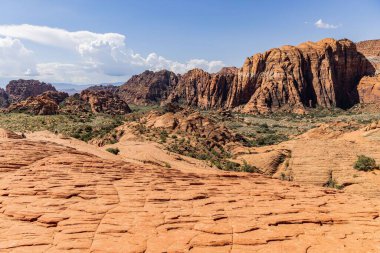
357;75;380;104
166;39;374;113
0;134;379;252
357;39;380;73
234;122;380;198
241;39;374;113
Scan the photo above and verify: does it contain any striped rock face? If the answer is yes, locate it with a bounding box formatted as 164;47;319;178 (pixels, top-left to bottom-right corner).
357;75;380;104
357;39;380;74
167;39;374;114
0;130;379;252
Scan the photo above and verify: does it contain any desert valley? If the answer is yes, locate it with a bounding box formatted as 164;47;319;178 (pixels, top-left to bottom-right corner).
0;35;379;252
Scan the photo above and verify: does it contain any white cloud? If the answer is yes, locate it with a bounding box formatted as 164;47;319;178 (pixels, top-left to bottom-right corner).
0;24;125;51
0;36;38;77
314;19;340;29
0;24;225;83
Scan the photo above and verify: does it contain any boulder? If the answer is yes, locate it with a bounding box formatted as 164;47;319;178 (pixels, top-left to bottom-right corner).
80;89;131;115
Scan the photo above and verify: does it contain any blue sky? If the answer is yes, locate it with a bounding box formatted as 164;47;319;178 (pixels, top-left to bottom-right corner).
0;0;379;85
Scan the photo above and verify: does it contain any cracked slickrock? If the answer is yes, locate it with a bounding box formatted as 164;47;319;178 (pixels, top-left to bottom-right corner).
0;137;379;252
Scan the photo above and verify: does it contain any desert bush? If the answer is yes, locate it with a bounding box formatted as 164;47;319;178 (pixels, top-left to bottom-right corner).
354;155;378;171
135;123;149;134
219;161;240;172
280;172;294;181
323;170;343;189
247;133;288;147
241;160;260;173
159;130;169;143
106;147;120;155
324;177;343;190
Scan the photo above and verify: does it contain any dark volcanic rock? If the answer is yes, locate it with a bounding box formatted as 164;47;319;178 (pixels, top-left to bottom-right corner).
80;90;131;115
85;85;119;93
0;88;9;108
118;70;179;105
6;79;57;103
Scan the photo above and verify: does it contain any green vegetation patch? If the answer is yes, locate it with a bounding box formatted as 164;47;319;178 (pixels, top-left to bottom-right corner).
106;147;120;155
354;155;378;172
0;113;125;142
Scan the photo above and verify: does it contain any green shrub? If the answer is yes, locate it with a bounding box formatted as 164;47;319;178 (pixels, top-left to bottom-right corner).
353;155;378;171
241;160;260;173
222;161;240;171
323;170;343;189
324;177;343;190
280;172;293;181
247;133;289;147
106;147;120;155
159;130;169;143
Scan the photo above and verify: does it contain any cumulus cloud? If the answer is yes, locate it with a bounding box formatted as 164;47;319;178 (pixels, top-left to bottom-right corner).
0;36;38;77
314;19;340;29
0;24;224;83
0;24;125;51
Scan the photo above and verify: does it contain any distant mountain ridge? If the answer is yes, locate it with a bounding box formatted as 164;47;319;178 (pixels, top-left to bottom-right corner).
1;38;379;114
53;82;123;95
118;38;377;114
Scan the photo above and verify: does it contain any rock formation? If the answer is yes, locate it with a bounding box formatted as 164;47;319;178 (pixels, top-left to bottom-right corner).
166;67;238;109
357;39;380;56
0;132;379;252
144;110;240;147
80;89;131;115
357;39;380;73
59;93;90;114
357;75;380;103
5;79;57;103
0;88;9;108
119;70;179;105
240;39;375;113
165;39;375;113
104;38;377;114
6;91;69;115
234;121;380;198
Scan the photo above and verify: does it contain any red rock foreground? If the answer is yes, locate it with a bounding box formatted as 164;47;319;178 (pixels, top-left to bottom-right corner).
0;136;379;252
